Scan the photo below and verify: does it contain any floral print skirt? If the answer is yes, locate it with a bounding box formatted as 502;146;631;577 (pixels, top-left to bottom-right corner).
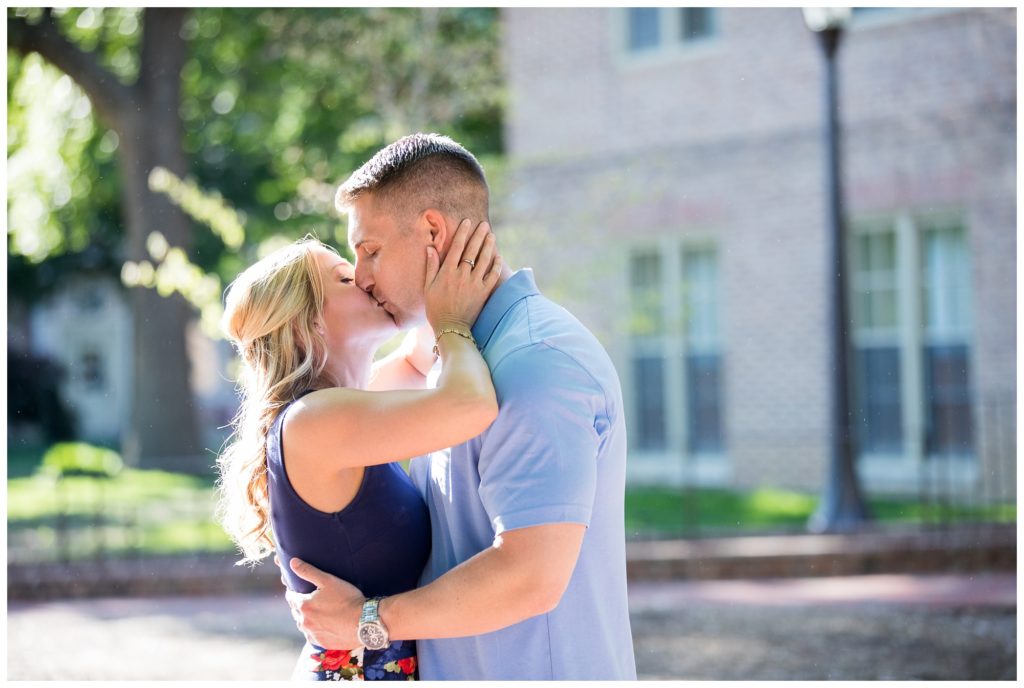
294;641;418;681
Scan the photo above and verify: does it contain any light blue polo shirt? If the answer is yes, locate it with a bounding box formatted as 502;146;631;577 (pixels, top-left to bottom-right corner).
409;269;636;680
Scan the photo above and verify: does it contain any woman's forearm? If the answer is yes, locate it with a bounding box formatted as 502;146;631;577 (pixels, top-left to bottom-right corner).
432;332;496;423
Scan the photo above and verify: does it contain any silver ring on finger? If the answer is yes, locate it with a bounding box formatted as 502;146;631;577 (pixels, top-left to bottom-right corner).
462;259;476;268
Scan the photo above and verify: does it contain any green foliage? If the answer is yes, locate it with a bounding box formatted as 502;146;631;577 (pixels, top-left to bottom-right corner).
40;442;124;479
116;167;245;335
7;9;134;276
6;53;122;274
50;8;144;83
178;7;504;282
148;167;245;249
9;7;505;312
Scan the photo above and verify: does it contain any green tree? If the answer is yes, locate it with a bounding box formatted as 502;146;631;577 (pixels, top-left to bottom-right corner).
9;8;201;467
8;8;504;466
176;7;503;279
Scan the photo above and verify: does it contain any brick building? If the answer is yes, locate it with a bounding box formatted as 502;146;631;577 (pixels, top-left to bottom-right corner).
498;8;1015;499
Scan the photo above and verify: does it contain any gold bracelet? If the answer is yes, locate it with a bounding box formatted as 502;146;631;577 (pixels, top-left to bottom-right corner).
432;327;476;356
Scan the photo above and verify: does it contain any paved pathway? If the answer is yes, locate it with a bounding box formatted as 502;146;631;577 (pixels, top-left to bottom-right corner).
7;573;1016;680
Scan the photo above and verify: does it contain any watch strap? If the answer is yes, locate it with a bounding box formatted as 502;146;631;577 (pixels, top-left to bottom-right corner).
360;596;384;624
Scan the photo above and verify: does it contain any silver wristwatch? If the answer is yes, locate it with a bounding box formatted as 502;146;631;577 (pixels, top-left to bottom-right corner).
357;597;390;651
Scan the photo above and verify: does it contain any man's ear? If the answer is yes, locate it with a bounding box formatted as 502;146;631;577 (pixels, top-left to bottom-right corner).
421;208;451;261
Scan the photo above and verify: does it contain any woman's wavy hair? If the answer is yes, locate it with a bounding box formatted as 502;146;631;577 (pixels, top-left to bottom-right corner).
215;236;338;565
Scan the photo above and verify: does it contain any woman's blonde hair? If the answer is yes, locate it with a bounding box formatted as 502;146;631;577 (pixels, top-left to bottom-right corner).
215;237;338;565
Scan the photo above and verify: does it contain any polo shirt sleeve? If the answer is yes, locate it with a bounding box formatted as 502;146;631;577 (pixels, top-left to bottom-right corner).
477;342;604;535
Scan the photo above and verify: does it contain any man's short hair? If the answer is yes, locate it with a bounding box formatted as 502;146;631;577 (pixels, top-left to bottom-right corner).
335;133;489;224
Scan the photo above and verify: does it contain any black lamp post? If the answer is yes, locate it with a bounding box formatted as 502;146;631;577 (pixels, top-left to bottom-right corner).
802;7;871;533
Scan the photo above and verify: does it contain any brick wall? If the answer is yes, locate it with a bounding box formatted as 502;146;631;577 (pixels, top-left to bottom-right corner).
498;8;1016;497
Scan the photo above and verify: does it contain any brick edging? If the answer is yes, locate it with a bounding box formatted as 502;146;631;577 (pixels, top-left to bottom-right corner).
627;524;1017;580
8;525;1017;600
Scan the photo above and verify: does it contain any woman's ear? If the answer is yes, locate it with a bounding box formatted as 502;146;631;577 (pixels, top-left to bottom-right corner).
313;319;326;337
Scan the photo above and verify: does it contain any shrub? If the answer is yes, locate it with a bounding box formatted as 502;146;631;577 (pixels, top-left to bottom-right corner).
40;442;124;479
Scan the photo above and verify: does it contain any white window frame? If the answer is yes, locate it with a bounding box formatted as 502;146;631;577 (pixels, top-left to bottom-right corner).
612;7;721;69
849;210;978;494
622;237;730;487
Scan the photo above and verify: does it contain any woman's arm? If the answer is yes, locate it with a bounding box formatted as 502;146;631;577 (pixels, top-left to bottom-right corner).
284;220;501;470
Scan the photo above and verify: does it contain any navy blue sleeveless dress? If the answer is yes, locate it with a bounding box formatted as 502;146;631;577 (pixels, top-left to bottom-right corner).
266;394;431;681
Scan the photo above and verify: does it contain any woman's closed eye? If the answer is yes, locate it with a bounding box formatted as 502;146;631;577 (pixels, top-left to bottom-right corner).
340;276;354;284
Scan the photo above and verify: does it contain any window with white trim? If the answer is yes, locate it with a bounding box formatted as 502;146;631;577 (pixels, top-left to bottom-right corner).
629;250;668;450
850;214;975;462
682;246;724;453
851;229;903;453
623;8;717;54
628;243;725;457
921;225;973;455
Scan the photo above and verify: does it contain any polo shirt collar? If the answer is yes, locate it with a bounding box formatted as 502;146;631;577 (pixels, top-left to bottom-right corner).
471;268;540;350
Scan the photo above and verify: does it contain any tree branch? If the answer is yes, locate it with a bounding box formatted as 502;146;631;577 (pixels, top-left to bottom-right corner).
8;10;133;128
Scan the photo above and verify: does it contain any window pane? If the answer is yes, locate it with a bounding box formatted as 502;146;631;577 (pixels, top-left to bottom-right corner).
872;231;896;272
924;344;973;455
630;251;664;336
627;8;661;51
872;288;897;329
682;247;718;345
634;355;667;450
856;233;872;273
686;353;723;453
922;226;970;335
852;229;898;332
681;8;714;41
631;250;661;290
853;291;870;330
855;346;903;453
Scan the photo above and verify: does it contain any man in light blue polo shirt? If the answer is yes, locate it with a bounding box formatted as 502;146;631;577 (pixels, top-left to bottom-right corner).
409;265;636;680
288;133;636;680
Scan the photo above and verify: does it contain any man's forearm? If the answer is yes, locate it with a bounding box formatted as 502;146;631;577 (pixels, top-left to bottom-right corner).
379;541;547;641
377;525;582;642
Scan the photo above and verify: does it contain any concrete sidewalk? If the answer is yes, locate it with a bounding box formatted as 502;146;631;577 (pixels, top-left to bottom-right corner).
628;573;1015;681
8;572;1015;680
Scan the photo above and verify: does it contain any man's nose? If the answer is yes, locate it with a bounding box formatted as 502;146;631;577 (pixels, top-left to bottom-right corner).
354;261;374;293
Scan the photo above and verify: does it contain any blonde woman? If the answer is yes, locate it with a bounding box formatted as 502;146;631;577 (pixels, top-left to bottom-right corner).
217;220;500;680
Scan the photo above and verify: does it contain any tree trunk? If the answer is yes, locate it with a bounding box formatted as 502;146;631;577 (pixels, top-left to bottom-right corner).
118;9;202;468
9;8;202;468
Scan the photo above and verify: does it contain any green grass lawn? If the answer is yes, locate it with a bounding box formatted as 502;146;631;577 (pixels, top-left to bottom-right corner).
8;448;235;562
625;485;1017;538
8;442;1016;563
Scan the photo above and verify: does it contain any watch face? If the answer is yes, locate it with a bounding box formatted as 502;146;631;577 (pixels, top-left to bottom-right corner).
358;622;388;650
